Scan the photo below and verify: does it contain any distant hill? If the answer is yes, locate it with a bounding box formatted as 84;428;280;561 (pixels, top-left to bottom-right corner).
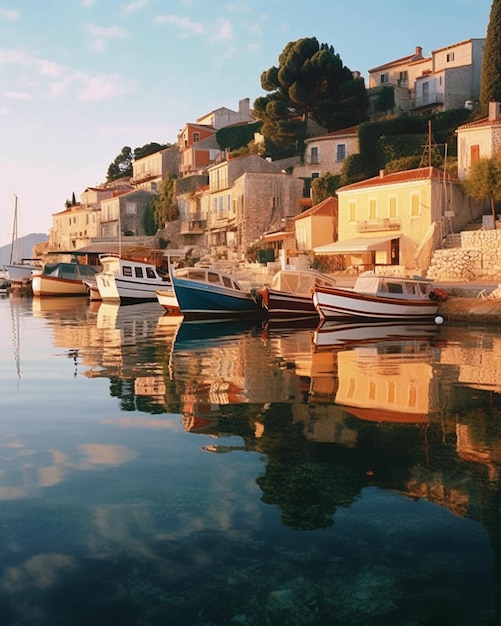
0;233;49;267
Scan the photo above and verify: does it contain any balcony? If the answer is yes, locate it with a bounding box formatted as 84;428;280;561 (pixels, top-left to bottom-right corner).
411;92;444;109
357;218;401;232
130;171;156;184
179;219;206;235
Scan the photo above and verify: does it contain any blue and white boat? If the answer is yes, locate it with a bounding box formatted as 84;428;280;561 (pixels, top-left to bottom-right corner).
171;266;263;320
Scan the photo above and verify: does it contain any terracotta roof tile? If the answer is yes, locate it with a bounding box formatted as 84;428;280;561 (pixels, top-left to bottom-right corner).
338;166;457;192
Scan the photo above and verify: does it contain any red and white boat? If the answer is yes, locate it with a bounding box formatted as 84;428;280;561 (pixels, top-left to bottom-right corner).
261;269;338;319
313;274;447;321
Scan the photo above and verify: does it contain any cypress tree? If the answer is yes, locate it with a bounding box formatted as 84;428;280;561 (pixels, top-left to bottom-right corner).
480;0;501;114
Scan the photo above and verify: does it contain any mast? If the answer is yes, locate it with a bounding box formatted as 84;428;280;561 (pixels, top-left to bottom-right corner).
9;194;18;264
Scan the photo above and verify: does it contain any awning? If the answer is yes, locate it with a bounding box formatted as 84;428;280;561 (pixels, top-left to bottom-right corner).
261;230;295;243
313;235;398;255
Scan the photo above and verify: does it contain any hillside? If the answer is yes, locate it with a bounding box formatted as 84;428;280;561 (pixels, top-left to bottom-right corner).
0;233;49;267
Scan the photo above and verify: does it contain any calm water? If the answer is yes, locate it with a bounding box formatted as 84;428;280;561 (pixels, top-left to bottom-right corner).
0;294;501;625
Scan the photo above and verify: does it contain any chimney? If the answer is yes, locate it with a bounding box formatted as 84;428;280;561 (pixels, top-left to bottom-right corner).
415;46;422;57
379;169;385;178
489;101;501;121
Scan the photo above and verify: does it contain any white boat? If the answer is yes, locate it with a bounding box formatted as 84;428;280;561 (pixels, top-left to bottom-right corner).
95;254;174;303
260;269;337;319
32;261;99;297
171;266;263;319
155;287;181;312
5;195;42;283
313;319;440;349
313;274;447;321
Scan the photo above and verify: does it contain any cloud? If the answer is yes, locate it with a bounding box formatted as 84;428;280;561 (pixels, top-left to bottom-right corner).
215;18;232;41
154;14;204;37
4;91;33;100
77;73;135;101
0;8;19;21
81;0;96;6
121;0;149;16
85;24;127;52
0;48;134;102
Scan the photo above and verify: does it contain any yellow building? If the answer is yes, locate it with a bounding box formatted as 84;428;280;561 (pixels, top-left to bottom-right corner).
314;166;480;273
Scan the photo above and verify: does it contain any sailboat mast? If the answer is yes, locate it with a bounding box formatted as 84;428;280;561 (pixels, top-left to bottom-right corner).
9;194;18;265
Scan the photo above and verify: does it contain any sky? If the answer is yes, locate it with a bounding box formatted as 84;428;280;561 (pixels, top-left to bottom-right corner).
0;0;494;247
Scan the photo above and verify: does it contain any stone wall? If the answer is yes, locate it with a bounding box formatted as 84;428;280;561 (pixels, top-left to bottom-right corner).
426;229;501;280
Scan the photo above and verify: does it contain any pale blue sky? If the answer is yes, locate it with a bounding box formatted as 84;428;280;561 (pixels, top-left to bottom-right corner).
0;0;493;246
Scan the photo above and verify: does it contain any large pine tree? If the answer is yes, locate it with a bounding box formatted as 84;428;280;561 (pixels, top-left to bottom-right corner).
480;0;501;114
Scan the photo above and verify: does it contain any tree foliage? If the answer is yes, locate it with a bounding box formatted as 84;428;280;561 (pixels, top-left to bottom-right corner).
311;173;341;205
480;0;501;114
461;155;501;222
106;146;133;182
151;172;178;228
106;143;170;182
134;142;169;160
253;37;368;160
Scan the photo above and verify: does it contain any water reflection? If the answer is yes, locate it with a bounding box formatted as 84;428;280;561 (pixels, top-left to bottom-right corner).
2;297;501;624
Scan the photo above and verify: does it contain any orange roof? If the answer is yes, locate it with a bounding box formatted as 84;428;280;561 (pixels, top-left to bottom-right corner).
457;115;501;130
338;166;457;193
307;126;358;141
293;196;337;219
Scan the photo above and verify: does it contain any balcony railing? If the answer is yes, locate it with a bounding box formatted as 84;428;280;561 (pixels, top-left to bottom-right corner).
179;220;206;235
357;218;401;232
411;92;444;109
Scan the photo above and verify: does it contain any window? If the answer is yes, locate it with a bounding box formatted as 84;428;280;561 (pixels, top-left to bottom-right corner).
123;266;132;277
218;196;223;218
146;268;156;279
446;52;455;62
389;197;397;218
398;71;408;84
310;146;318;164
227;194;231;213
336;144;346;162
349;202;356;222
193;132;200;142
369;199;376;220
311;172;320;179
135;267;144;278
411;194;420;217
380;72;389;84
126;202;136;214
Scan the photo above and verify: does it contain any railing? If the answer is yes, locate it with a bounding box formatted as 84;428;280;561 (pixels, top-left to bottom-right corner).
411;92;444;109
357;218;401;232
179;220;206;235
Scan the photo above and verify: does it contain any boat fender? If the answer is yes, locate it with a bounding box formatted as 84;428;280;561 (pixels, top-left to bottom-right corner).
429;288;448;302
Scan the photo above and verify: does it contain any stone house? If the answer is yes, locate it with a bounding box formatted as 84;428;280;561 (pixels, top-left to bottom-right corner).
189;154;304;259
367;38;485;119
131;145;180;191
456;101;501;180
314;166;483;273
49;182;133;251
293;126;359;182
100;189;156;240
178;98;254;178
50;204;103;251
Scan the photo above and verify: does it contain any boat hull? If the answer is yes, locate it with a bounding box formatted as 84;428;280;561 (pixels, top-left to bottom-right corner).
313;286;441;320
155;289;180;312
172;276;261;319
32;275;89;297
261;286;317;318
5;263;41;283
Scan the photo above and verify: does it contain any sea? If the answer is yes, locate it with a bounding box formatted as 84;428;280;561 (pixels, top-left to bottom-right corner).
0;292;500;626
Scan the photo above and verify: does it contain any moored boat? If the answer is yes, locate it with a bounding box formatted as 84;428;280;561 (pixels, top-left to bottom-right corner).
32;262;98;297
261;268;337;319
95;254;173;304
155;287;181;312
5;259;43;284
171;266;263;319
313;273;447;321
